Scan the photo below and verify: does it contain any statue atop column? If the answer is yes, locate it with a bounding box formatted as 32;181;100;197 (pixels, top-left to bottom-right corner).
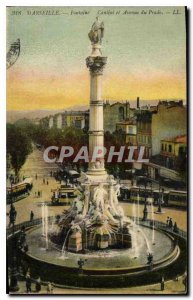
86;18;106;71
88;17;104;45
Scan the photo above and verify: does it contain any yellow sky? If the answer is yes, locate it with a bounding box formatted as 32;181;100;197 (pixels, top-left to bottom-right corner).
7;6;186;111
7;68;186;111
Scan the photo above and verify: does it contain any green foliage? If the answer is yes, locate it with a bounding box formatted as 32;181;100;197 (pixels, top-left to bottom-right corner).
7;123;33;175
104;130;125;149
31;125;89;150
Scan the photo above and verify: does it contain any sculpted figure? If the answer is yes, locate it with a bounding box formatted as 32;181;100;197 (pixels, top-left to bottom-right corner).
113;184;121;206
88;17;104;44
104;200;119;224
82;185;90;216
109;183;121;216
93;183;107;213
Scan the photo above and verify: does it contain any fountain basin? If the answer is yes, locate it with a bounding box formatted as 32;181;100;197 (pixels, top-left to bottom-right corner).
19;223;184;288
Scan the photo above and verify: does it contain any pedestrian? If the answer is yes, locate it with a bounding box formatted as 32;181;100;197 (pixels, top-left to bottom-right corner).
47;282;53;294
47;180;49;185
166;216;170;227
161;276;165;291
35;277;41;293
173;222;179;233
26;274;31;293
169;218;173;229
30;210;34;222
9;203;17;227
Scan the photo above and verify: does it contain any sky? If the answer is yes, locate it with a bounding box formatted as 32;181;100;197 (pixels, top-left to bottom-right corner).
6;6;186;111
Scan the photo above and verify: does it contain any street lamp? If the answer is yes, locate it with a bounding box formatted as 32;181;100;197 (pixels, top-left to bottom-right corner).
142;172;148;221
156;187;164;214
150;181;153;198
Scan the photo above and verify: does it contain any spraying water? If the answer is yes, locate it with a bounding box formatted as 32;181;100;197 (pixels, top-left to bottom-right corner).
50;217;55;231
137;193;140;231
139;226;152;253
132;201;138;258
132;201;137;224
41;203;45;236
61;228;71;259
151;201;155;245
130;214;152;255
45;205;49;250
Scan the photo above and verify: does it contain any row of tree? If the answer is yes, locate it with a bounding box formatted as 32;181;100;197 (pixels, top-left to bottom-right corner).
7;118;131;178
7;123;33;176
8;118;186;183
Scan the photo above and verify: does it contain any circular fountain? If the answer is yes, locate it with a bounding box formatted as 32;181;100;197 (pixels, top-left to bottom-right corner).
22;180;182;288
18;19;186;289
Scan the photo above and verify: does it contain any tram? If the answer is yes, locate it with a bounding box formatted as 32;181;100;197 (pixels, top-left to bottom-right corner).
120;186;187;209
7;177;33;203
51;183;78;206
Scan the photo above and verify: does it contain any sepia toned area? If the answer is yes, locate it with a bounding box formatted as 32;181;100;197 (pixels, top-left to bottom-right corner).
6;6;187;295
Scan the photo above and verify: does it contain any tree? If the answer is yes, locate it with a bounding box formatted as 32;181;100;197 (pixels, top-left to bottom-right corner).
7;124;32;176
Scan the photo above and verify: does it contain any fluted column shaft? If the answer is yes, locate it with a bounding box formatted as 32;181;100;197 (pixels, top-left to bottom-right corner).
86;55;107;175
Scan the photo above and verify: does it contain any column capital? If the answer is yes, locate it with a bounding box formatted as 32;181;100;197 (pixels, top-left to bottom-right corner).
86;56;107;75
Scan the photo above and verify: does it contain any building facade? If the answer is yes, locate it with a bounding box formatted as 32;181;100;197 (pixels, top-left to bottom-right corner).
103;101;135;132
136;110;156;158
45;111;89;130
116;120;137;145
151;100;186;155
43;101;137;133
160;135;187;169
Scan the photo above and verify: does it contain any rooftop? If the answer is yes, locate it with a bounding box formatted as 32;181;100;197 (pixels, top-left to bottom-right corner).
116;119;136;126
161;135;187;144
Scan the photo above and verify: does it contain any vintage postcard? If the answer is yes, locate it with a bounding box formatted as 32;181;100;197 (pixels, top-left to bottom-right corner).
6;6;188;295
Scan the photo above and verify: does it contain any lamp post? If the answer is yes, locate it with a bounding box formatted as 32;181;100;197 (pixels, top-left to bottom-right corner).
150;181;153;198
156;186;164;214
9;204;19;292
142;173;148;221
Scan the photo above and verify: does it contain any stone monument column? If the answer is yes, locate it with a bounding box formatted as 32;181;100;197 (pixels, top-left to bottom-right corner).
86;18;107;178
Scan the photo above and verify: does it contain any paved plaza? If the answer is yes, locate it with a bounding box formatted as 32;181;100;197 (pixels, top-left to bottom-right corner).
11;276;186;295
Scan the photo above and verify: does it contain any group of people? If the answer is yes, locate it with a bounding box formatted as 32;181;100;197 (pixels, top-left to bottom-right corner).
43;178;49;185
26;273;54;294
34;190;42;198
8;174;20;185
26;273;41;294
166;216;179;233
